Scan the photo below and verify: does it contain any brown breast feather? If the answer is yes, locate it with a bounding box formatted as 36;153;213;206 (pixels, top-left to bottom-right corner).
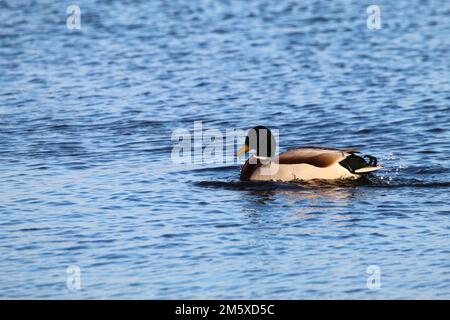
240;159;261;181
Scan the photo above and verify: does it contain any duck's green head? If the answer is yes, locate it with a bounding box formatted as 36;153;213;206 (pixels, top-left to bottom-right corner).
236;125;276;158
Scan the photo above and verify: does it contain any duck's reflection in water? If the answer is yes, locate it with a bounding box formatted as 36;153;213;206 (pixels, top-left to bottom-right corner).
242;181;364;207
240;181;370;232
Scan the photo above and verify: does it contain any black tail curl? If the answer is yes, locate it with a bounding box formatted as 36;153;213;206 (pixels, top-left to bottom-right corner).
339;154;378;174
363;155;378;166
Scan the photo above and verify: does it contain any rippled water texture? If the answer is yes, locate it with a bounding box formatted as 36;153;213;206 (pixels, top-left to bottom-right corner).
1;0;449;299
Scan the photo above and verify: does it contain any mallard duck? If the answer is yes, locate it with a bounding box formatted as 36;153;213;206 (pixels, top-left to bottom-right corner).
235;125;382;181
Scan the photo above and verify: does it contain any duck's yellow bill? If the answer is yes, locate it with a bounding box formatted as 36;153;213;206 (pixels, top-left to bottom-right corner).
235;144;250;157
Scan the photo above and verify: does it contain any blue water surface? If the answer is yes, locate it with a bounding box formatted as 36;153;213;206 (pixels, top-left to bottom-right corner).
0;0;449;299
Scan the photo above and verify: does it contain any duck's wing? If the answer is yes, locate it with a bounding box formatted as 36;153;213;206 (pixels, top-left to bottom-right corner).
300;146;358;154
276;147;355;168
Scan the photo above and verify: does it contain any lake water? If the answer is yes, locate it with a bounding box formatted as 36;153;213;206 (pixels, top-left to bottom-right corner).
0;0;449;299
